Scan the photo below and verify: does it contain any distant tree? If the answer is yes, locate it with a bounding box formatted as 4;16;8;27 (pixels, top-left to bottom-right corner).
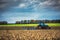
26;20;30;24
30;20;36;24
55;20;60;23
27;20;31;24
0;21;7;25
30;20;33;24
16;21;21;24
20;20;24;24
24;20;27;24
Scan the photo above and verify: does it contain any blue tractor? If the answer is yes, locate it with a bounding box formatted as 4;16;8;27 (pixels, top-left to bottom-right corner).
36;22;51;29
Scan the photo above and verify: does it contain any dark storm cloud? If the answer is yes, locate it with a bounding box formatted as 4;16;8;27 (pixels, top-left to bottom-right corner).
52;0;60;10
0;0;60;12
40;0;60;10
0;0;22;12
22;0;60;11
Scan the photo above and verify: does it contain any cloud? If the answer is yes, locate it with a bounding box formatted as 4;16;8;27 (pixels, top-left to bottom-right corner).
38;0;60;10
18;3;26;8
22;0;60;11
0;0;60;12
24;0;60;10
0;0;21;11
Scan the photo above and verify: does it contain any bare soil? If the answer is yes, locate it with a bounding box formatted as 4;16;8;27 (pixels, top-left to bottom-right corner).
0;26;60;30
0;30;60;40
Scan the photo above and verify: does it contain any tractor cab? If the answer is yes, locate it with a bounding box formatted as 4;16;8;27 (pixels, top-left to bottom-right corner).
36;22;51;29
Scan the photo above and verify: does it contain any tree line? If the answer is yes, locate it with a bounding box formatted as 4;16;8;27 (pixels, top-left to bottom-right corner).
16;20;60;24
0;20;60;24
0;21;7;25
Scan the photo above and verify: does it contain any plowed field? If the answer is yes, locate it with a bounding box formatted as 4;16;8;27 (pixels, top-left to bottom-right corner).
0;30;60;40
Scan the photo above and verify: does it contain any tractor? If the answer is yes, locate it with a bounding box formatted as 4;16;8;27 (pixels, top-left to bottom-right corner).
36;22;51;29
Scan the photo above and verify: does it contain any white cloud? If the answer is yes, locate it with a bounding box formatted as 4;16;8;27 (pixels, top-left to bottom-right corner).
18;3;26;8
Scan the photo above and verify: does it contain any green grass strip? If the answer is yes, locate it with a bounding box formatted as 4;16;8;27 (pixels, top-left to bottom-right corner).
0;23;60;27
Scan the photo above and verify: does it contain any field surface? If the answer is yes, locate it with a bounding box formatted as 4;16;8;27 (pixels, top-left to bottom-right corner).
0;23;60;30
0;30;60;40
0;23;60;40
0;23;60;27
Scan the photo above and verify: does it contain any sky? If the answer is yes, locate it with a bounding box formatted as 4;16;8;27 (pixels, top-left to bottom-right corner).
0;0;60;23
